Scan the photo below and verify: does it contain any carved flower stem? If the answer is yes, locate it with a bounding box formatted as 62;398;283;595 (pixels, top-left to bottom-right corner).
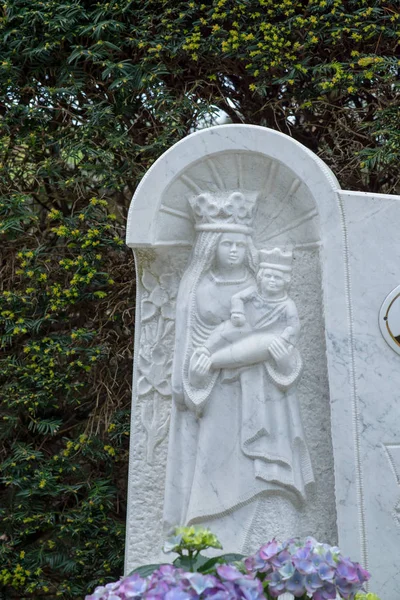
141;392;170;465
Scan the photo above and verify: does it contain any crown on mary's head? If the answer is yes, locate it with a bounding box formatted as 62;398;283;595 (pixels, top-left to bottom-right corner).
188;191;256;234
259;248;293;272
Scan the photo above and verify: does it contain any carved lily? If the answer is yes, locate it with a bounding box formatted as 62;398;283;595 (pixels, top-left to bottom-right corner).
137;353;171;397
141;271;179;322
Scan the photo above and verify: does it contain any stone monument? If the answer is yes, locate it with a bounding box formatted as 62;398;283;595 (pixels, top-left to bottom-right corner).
125;124;400;600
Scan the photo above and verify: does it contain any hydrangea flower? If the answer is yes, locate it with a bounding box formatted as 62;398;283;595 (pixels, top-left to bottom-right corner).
85;563;264;600
245;537;370;599
86;532;372;600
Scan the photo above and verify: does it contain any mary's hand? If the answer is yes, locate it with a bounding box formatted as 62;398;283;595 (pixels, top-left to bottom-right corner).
189;348;212;388
269;337;294;374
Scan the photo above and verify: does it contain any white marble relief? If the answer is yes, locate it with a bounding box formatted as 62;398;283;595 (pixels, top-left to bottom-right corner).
137;269;179;463
125;126;345;579
164;187;315;551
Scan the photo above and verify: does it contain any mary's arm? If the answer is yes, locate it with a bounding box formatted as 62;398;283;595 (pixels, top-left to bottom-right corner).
181;313;221;412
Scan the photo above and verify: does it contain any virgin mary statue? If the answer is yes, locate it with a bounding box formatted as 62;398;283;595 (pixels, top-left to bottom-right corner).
163;190;314;552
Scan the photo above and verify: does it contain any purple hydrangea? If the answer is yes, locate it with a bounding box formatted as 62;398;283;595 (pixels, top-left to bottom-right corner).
85;564;265;600
244;537;370;599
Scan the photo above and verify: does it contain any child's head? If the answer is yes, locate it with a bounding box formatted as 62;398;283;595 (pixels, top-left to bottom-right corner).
257;248;292;297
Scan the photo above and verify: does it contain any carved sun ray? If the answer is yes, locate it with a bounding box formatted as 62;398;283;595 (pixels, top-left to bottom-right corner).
206;158;224;190
264;161;279;199
255;160;277;203
159;205;193;222
263;208;319;243
180;173;202;194
236;153;243;190
255;176;302;242
266;178;302;229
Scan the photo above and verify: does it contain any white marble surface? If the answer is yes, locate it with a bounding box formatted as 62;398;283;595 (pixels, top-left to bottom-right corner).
333;190;400;598
163;219;316;551
125;124;400;600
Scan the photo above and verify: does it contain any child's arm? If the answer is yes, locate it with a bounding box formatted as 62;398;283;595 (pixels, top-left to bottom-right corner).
230;286;254;327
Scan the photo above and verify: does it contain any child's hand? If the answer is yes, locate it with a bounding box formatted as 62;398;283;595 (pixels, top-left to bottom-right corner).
231;312;246;327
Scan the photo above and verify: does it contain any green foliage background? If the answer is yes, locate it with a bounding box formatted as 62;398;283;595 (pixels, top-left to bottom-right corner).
0;0;398;598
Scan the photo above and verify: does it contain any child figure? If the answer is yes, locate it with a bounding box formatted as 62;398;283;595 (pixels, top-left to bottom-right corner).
192;248;301;380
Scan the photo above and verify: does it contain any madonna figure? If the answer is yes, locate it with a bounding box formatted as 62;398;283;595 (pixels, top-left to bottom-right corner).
163;191;314;552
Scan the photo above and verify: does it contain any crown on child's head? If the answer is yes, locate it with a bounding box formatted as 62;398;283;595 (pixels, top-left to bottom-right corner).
189;191;256;234
259;248;293;272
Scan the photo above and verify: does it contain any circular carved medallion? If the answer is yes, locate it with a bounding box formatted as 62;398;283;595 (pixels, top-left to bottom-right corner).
379;286;400;354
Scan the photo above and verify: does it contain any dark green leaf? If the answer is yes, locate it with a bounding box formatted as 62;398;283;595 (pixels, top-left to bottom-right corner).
129;563;164;577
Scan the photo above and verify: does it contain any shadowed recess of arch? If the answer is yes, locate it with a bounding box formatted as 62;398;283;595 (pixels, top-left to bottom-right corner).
157;151;320;249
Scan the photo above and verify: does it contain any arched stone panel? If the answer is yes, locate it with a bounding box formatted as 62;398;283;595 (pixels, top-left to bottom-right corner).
125;125;362;582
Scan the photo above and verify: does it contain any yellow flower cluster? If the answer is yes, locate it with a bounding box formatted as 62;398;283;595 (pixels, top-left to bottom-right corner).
62;435;91;458
103;444;116;457
0;564;31;589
